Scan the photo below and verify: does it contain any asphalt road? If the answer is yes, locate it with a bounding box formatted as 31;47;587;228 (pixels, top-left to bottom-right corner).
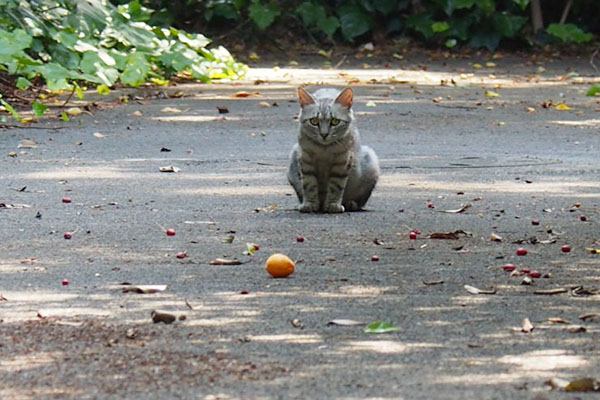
1;55;599;399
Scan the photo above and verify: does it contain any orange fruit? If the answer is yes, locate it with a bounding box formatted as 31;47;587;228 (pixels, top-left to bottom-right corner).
266;253;295;278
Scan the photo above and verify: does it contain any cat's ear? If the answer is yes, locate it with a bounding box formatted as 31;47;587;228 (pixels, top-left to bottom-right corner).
298;87;315;107
335;87;353;109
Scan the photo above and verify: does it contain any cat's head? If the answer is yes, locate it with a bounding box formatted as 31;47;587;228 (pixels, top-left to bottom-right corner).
297;87;354;144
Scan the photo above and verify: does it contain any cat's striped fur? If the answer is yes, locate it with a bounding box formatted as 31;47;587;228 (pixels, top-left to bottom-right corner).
288;87;379;213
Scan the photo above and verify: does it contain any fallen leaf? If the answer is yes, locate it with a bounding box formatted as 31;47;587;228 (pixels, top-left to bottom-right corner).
217;106;229;114
438;204;471;213
290;318;304;328
473;63;483;69
151;310;176;324
521;317;534;333
422;280;444;286
210;258;242;265
126;328;138;339
432;96;443;103
93;132;105;139
0;294;7;301
429;230;469;240
485;62;496;68
122;284;167;294
571;286;598;297
327;319;365;326
565;378;600;392
248;52;260;60
222;235;235;244
485;90;500;98
554;102;571;111
365;100;377;107
364;321;399;334
132;110;143;117
317;49;332;58
253;204;278;213
464;285;496;295
567;325;586;333
258;101;271;108
232;91;251;98
65;107;82;116
490;232;502;242
548;317;570;324
161;106;182;113
18;139;37;149
392;53;403;60
579;313;598;321
159;165;180;173
585;248;599;254
546;377;570;390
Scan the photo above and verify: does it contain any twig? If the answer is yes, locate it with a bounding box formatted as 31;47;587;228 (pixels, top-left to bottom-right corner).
334;55;347;69
590;47;600;74
0;124;65;130
62;86;76;107
559;0;573;24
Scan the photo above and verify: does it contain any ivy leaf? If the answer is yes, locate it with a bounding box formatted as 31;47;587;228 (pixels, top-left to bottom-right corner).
97;85;110;95
32;100;48;117
248;1;281;30
296;2;321;26
547;23;592;43
468;30;501;51
512;0;529;10
492;12;526;38
364;321;399;334
476;0;496;15
0;99;20;121
16;77;32;90
406;14;435;39
373;0;399;15
586;84;600;97
318;16;340;38
432;21;450;33
61;112;70;122
338;5;373;40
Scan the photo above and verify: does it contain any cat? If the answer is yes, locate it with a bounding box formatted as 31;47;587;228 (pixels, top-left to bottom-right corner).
287;87;380;213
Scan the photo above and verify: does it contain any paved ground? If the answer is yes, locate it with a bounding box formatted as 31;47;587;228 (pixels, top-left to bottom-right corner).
1;54;599;399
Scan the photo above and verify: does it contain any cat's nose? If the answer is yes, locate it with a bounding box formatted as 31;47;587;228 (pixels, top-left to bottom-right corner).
319;127;329;139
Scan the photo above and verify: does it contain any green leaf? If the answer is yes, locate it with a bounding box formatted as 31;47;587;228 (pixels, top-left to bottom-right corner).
364;322;399;334
296;2;322;27
492;13;526;38
476;0;495;15
406;14;435;39
547;23;592;43
338;5;373;40
586;84;600;97
16;77;32;90
468;31;501;51
432;21;450;33
97;84;110;95
73;82;85;99
248;1;281;30
61;112;70;122
32;100;48;117
318;16;340;38
445;38;457;48
0;99;20;121
373;0;398;15
512;0;529;10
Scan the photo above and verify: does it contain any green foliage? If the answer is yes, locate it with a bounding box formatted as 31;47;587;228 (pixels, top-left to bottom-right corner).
586;84;600;97
0;0;246;98
547;23;592;44
248;1;281;30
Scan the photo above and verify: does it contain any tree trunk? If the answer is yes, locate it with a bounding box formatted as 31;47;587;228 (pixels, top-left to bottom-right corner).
531;0;543;33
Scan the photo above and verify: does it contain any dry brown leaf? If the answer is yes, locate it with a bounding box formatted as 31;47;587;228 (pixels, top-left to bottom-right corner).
232;91;251;98
161;106;182;113
66;107;83;116
217;106;229;114
159;165;181;173
422;280;444;286
521;317;534;333
565;378;600;392
93;132;105;139
18;139;38;149
567;325;586;333
122;284;167;294
430;232;459;240
151;310;176;324
579;313;598;321
258;101;271;108
490;232;502;242
548;317;570;324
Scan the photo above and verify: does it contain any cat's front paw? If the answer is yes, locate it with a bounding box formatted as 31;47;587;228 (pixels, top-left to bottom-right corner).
324;203;345;213
298;202;319;213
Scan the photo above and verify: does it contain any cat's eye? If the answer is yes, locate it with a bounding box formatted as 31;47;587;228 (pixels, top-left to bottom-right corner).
330;118;340;126
309;118;319;126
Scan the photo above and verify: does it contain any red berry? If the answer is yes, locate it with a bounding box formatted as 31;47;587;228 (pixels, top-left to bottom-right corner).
166;229;176;236
529;270;541;278
516;248;528;256
409;232;418;240
580;215;587;222
561;245;571;253
427;203;435;209
62;197;72;203
371;255;379;261
252;244;260;251
62;279;69;286
521;267;531;274
64;232;72;240
411;229;421;235
531;220;540;226
296;236;305;242
503;264;516;272
176;252;186;259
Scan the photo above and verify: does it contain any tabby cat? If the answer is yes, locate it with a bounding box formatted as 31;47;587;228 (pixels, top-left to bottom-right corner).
287;87;379;213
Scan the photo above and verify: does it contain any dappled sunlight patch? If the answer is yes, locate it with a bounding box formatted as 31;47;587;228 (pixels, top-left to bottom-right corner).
0;351;60;372
186;317;255;327
499;349;588;370
342;340;441;354
551;118;600;127
435;372;524;385
249;333;323;344
452;295;494;305
172;184;288;197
